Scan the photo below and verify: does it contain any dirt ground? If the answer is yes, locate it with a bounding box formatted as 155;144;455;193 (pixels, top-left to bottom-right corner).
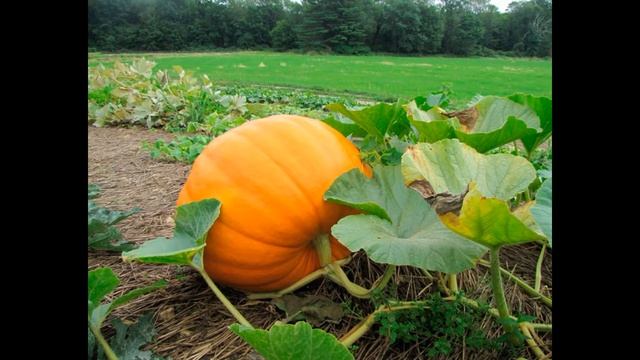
88;126;552;360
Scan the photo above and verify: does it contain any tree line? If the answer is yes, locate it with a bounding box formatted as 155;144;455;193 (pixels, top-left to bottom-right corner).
88;0;552;57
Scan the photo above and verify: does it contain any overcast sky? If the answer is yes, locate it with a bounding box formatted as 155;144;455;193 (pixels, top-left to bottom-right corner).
490;0;512;12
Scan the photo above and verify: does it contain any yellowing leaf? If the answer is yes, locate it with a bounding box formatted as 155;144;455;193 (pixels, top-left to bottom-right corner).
439;183;546;248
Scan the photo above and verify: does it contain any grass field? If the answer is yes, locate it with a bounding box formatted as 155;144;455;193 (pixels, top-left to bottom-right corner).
89;51;551;105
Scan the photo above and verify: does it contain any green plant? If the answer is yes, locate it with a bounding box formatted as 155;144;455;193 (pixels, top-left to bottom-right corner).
375;293;509;357
142;135;212;164
88;267;166;360
89;84;115;106
89;184;140;251
112;90;551;360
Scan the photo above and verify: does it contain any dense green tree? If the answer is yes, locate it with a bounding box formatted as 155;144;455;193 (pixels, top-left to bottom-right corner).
441;0;484;55
297;0;369;54
270;19;298;50
505;0;552;56
87;0;552;57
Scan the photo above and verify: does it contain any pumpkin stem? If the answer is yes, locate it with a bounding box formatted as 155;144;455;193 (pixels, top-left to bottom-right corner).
312;234;333;267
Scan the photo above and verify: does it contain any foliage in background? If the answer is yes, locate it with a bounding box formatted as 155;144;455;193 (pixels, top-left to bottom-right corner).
88;59;361;131
142;135;212;164
89;0;551;57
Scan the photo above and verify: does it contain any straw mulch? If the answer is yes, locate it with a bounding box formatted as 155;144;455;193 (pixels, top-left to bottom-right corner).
88;126;552;360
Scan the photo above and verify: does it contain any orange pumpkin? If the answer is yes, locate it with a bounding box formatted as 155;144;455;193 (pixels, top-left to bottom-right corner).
177;115;370;292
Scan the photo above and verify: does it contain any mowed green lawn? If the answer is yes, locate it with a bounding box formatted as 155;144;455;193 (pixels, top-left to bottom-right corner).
91;51;551;105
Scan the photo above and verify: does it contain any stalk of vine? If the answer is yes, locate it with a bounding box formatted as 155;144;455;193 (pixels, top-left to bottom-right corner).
90;324;118;360
489;246;520;345
197;267;254;328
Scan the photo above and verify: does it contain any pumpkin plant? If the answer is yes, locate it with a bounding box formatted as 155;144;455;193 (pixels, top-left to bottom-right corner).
88;267;166;359
400;139;550;347
115;92;551;359
325;92;551;158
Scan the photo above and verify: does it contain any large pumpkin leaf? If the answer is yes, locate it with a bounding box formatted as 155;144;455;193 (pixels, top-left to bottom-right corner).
325;102;411;140
405;101;459;143
122;199;221;270
531;177;552;247
230;321;353;360
402;139;536;201
439;184;547;249
449;96;542;153
325;166;487;273
508;94;552;154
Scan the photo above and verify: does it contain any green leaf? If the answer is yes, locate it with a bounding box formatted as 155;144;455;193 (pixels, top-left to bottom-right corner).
109;313;165;360
325;169;391;222
325;102;410;140
88;268;119;314
326;166;487;273
321;116;367;138
454;117;538;153
531;177;552;247
451;96;541;153
89;226;136;252
468;96;540;133
89;184;101;199
230;321;353;360
122;199;221;270
508;94;552;154
405;101;459;143
88;200;140;252
90;304;111;329
88;268;166;330
401;139;536;201
273;295;345;327
440;184;546;248
110;280;168;312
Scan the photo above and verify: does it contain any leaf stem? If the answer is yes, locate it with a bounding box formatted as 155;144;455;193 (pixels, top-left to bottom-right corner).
339;294;553;347
196;267;254;328
340;302;430;347
314;234;394;298
535;244;546;292
421;269;434;281
489;247;519;344
89;324;118;360
520;322;549;359
247;268;327;300
327;263;372;298
477;259;551;308
446;296;551;332
448;273;459;294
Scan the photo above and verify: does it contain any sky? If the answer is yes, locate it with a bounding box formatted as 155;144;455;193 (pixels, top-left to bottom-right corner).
490;0;512;12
